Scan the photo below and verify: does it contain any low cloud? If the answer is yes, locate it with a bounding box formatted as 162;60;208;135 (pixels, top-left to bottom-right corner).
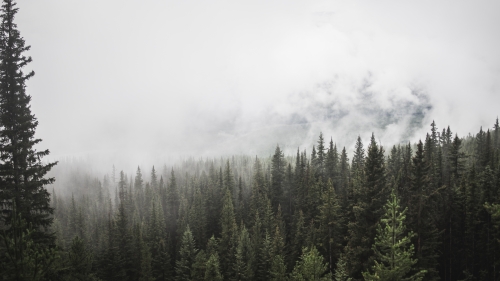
16;0;500;171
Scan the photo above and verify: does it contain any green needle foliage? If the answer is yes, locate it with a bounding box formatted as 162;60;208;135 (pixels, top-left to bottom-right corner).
291;247;332;281
363;190;426;281
0;212;57;281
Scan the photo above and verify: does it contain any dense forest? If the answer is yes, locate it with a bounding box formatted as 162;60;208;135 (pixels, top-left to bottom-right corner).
1;0;500;280
43;119;500;281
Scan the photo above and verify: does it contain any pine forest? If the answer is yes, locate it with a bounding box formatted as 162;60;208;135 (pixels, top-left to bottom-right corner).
1;1;500;280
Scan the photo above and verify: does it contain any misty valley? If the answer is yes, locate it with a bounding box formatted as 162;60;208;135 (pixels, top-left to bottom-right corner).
1;0;500;281
44;121;500;281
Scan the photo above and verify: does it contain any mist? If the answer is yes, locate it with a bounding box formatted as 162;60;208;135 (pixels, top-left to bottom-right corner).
17;0;500;171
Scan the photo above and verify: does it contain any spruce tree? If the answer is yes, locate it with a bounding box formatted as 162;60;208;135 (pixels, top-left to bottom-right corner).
66;236;96;281
316;179;342;274
362;190;426;281
0;0;57;244
234;226;253;281
271;145;286;210
219;189;237;280
176;225;197;281
0;210;58;280
290;247;332;281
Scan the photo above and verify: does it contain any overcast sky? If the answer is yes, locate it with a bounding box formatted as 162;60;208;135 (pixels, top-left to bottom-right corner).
15;0;500;169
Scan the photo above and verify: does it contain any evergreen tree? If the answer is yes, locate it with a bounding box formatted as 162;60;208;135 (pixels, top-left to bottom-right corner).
351;136;365;176
325;139;339;188
66;236;97;281
114;171;134;281
290;247;332;281
176;225;197;281
334;254;351;281
316;133;326;180
205;253;223;281
220;189;237;280
192;250;207;281
271;145;286;210
139;234;154;281
270;254;288;281
0;0;57;244
0;210;58;280
234;226;253;281
362;190;426;281
316;179;342;274
408;141;441;280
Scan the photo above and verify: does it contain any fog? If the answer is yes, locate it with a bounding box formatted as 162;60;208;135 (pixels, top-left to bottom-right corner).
16;0;500;171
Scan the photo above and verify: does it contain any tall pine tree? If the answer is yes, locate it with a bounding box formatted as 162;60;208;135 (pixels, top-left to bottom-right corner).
0;0;57;244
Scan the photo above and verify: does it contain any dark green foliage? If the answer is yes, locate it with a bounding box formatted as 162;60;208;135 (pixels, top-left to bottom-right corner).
271;145;286;210
0;0;57;245
407;141;441;280
40;118;500;280
344;134;387;280
220;189;237;280
66;236;97;281
316;179;342;274
0;212;57;280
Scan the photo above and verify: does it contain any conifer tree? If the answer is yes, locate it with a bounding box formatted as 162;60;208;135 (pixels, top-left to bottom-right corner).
270;253;287;281
325;139;339;190
0;210;57;280
220;189;237;280
192;250;207;281
408;141;441;280
205;253;223;281
316;179;342;274
0;0;57;244
176;225;197;281
316;133;326;180
290;247;332;281
66;236;97;281
362;189;426;281
139;235;154;281
234;226;253;281
114;171;134;281
135;167;145;219
271;145;286;210
334;254;351;281
339;147;350;202
351;136;365;176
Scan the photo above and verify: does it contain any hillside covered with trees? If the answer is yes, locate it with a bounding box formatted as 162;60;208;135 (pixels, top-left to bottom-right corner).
1;0;500;280
46;119;500;281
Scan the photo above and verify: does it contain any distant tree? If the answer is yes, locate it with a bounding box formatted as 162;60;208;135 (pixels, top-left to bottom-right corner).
351;136;365;176
219;189;237;280
316;133;326;180
0;0;57;245
325;139;339;190
271;145;286;210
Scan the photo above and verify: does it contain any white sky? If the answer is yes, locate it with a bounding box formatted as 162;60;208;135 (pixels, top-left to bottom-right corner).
16;0;500;169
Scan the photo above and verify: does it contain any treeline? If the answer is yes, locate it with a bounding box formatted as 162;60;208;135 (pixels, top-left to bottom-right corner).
49;119;500;281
